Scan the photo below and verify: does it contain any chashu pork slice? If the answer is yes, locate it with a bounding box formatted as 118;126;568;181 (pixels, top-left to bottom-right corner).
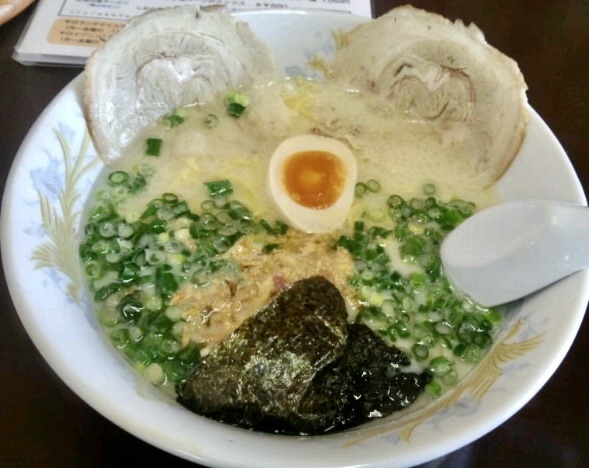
84;7;275;163
331;6;528;186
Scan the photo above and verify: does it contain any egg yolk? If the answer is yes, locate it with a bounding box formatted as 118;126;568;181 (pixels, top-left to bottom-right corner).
282;150;346;209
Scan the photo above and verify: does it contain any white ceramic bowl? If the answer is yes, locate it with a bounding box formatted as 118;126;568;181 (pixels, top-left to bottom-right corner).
2;10;588;468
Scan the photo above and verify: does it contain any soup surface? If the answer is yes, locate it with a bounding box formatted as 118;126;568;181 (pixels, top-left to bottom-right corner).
80;75;502;428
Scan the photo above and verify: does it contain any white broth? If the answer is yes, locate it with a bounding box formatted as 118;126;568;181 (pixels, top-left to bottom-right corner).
80;75;502;408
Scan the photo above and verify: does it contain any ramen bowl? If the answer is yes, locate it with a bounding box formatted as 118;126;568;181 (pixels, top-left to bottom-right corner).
2;10;588;468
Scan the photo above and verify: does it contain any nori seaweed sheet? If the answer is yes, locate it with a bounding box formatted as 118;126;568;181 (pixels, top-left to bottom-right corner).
176;276;430;435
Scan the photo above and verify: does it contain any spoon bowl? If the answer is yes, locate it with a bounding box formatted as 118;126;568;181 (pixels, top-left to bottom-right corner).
441;200;589;307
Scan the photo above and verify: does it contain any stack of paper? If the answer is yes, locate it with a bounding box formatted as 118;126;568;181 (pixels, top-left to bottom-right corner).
14;0;373;66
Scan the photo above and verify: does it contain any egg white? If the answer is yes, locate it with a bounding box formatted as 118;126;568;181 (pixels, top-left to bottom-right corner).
268;134;358;233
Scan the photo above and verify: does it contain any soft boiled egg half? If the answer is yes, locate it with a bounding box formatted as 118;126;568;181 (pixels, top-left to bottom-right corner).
268;134;358;233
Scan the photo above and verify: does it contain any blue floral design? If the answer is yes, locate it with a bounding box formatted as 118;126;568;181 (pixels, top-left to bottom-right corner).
30;157;64;202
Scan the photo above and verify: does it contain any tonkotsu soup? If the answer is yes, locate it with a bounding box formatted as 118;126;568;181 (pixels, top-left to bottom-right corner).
79;75;503;433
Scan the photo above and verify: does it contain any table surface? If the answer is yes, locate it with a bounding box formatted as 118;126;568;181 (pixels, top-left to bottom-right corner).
1;1;588;467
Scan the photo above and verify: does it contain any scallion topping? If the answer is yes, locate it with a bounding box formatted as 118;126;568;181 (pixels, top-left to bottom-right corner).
108;171;130;186
145;138;162;157
203;113;219;128
205;179;233;198
163;112;185;128
225;91;249;117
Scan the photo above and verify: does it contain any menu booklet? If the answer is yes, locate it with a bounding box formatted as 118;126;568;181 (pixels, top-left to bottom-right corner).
13;0;374;66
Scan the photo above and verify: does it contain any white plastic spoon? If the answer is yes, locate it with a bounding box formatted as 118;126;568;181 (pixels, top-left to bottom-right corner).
440;200;589;307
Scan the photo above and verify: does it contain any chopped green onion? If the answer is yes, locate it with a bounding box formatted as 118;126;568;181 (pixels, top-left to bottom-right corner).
387;194;405;208
108;171;130;186
442;369;458;386
165;306;183;322
412;344;429;361
99;221;117;238
110;328;130;349
203;113;219;128
423;183;436;196
355;182;367;197
428;356;453;376
145;138;162;157
259;219;275;234
117;223;135;239
163;112;185;128
226;92;249;117
275;220;289;235
366;179;381;192
162;193;178;204
204;180;233;198
97;307;120;327
84;261;102;279
144;362;165;385
263;243;279;253
120;299;143;322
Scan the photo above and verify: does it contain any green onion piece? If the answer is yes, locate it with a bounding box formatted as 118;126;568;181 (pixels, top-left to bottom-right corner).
99;221;117;238
201;200;216;211
110;328;130;349
423;183;436;196
146;250;167;265
145;138;162;157
387;194;405;208
428;356;453;376
105;252;122;263
461;344;484;363
156;267;179;296
394;321;411;338
229;201;252;221
94;282;124;302
144;362;165;385
213;237;232;253
213;194;228;209
484;308;503;325
136;163;154;178
213;210;231;225
120;263;140;283
203;113;219;128
355;182;367;197
162;193;179;204
226;92;249;117
275;220;289;235
120;300;143;322
108;171;130;186
159;338;181;356
262;243;279;253
117;223;135;239
434;320;454;335
217;222;240;237
97;307;120;327
199;214;219;232
401;235;426;260
260;219;276;235
84;261;102;279
426;380;442;398
191;269;210;286
366;179;381;192
165;306;183;322
412;343;429;361
204;180;233;198
228;102;246;117
442;369;458;386
364;209;385;222
163;112;185;128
